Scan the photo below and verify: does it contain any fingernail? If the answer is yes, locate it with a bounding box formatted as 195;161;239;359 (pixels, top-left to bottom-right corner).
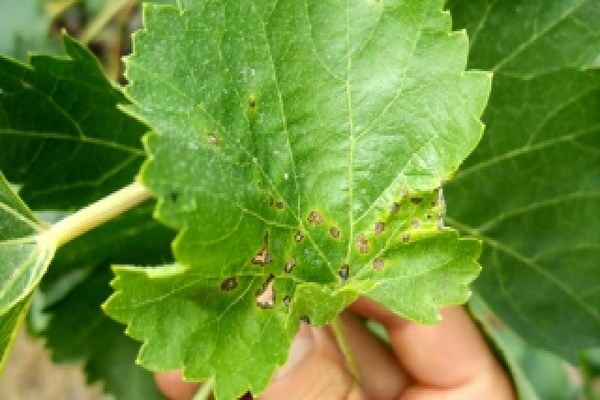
274;323;314;380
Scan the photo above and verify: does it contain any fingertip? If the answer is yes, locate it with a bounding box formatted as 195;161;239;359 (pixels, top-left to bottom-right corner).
154;371;200;400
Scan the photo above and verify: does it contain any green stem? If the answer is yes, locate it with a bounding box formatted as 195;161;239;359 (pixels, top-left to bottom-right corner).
44;182;150;248
331;315;360;381
193;378;215;400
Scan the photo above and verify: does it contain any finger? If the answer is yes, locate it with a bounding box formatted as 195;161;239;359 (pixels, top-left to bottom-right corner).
351;298;514;395
339;311;411;398
154;371;200;400
261;323;365;400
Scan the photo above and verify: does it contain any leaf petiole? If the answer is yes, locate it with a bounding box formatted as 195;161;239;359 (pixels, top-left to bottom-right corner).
43;182;150;248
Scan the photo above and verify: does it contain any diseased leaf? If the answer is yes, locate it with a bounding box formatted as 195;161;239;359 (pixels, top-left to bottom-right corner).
446;0;600;360
0;34;147;209
33;203;173;399
105;1;490;398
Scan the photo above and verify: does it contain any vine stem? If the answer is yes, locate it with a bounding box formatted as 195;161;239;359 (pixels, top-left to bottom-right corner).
193;378;215;400
44;182;150;248
331;315;360;381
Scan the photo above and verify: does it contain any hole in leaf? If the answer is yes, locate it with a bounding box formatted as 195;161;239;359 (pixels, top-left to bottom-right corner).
339;264;349;283
256;274;275;309
374;221;385;235
220;277;238;291
330;226;340;239
252;233;272;265
373;258;384;270
284;257;297;273
294;231;304;243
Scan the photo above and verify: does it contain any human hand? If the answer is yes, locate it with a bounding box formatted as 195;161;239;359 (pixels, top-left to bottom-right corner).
155;298;515;399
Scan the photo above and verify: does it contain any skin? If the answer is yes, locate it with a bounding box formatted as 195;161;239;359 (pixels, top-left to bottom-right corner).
155;298;516;400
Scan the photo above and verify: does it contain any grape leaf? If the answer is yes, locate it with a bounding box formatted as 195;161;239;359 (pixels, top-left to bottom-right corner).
446;0;600;360
32;203;173;399
0;296;31;372
104;1;490;398
0;171;55;316
0;34;147;209
0;171;55;371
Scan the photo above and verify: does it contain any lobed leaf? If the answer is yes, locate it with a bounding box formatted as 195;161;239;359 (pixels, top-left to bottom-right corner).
446;0;600;360
0;34;147;209
105;0;491;398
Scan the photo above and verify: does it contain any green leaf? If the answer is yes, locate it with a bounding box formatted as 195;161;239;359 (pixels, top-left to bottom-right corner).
0;171;54;316
105;1;490;398
0;34;147;210
470;294;583;400
0;296;31;372
33;203;173;399
446;0;600;360
0;171;55;371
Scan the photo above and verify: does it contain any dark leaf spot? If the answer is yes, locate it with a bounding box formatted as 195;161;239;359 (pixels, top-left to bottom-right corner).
300;315;311;325
410;197;423;205
170;191;179;202
373;258;384;270
308;211;323;225
357;234;369;253
220;277;238;291
248;96;256;108
284;257;297;273
256;274;275;309
411;219;420;229
339;264;349;283
275;201;284;210
374;221;385;235
330;226;340;239
268;196;275;207
390;202;400;215
294;231;304;243
402;232;411;243
283;295;291;310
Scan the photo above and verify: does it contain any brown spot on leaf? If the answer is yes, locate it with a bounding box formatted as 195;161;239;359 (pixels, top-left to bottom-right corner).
220;277;238;291
284;257;297;273
252;233;271;265
248;96;256;108
410;197;423;205
207;133;219;145
375;221;385;235
308;211;323;225
390;202;400;215
339;264;349;283
357;234;369;253
275;201;284;210
300;315;311;325
256;274;275;309
373;258;384;270
330;226;340;239
402;232;411;243
294;231;304;243
283;295;291;310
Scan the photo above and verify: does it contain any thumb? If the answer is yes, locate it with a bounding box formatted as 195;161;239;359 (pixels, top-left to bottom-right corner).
260;323;364;400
